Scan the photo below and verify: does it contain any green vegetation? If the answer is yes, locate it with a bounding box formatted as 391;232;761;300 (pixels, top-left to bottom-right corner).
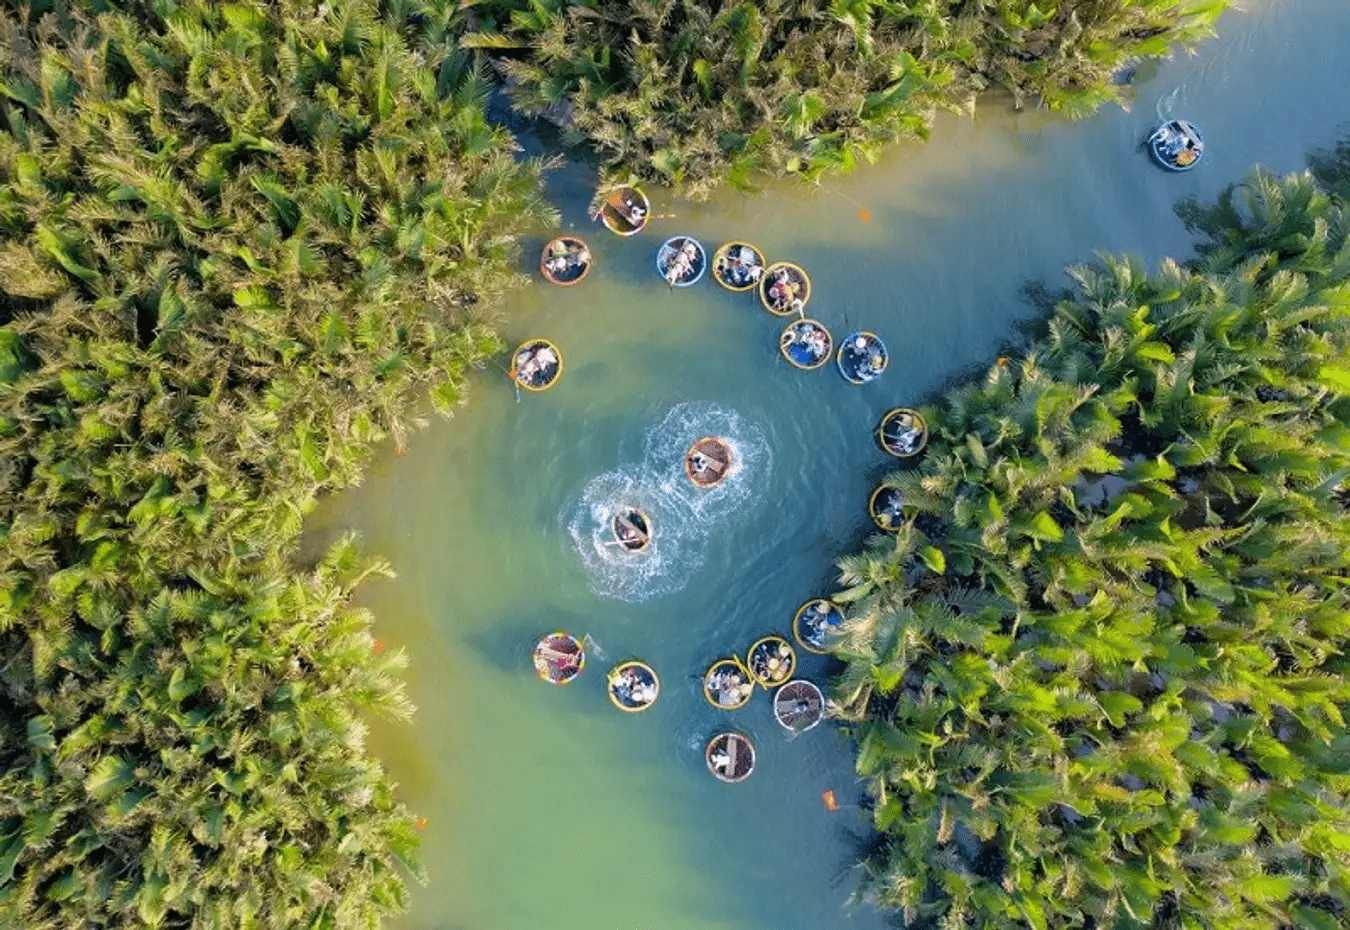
832;167;1350;929
0;1;551;926
464;0;1228;192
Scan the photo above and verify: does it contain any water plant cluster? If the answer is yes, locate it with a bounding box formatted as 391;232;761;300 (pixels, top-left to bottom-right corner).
464;0;1229;192
0;1;552;926
831;168;1350;929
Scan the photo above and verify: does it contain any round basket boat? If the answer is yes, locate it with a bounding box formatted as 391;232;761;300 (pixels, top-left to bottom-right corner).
780;319;833;371
685;436;733;489
869;485;905;533
533;631;585;685
656;236;707;287
793;598;845;655
1147;119;1204;172
838;331;888;385
759;262;811;316
597;185;651;236
774;680;825;733
746;635;795;688
703;658;754;710
706;732;755;784
712;241;766;292
878;407;929;458
510;338;563;392
608;660;659;712
539;236;592;286
611;507;652;554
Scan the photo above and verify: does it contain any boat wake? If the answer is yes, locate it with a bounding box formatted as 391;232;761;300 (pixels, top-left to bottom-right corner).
564;402;770;602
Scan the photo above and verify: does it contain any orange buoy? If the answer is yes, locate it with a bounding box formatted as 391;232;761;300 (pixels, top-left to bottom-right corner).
414;817;428;830
859;207;871;224
372;639;385;654
822;790;839;812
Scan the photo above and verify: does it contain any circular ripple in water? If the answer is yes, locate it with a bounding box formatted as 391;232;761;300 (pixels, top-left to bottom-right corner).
564;402;770;602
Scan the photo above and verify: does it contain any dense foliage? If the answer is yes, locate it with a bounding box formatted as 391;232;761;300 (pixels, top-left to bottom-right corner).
0;1;552;926
463;0;1227;192
831;167;1350;929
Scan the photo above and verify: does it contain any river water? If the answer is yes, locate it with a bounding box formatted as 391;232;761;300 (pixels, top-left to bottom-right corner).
303;3;1350;928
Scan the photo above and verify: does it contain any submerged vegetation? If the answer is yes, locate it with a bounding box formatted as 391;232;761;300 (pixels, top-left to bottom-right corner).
0;0;551;925
465;0;1228;191
832;167;1350;929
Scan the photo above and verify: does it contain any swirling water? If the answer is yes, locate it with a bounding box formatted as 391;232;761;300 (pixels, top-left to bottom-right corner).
303;4;1350;929
565;403;771;602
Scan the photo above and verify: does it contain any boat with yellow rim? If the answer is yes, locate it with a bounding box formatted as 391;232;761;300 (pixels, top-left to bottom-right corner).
780;319;832;370
760;262;811;315
509;338;563;392
532;631;585;684
597;185;650;236
773;680;825;733
706;732;755;784
703;658;753;709
837;331;888;384
793;598;845;654
685;436;733;488
539;236;592;286
878;407;928;458
712;241;766;291
607;661;659;712
611;506;652;553
869;484;904;532
746;635;795;688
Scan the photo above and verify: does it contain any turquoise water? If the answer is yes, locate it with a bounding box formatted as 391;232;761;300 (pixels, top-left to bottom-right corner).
303;3;1350;928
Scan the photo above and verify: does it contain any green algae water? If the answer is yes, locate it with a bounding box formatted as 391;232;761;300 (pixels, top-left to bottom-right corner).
304;3;1350;928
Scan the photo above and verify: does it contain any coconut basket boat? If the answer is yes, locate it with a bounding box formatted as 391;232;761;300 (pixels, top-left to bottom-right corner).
703;658;754;710
656;236;707;287
539;236;592;286
598;185;651;236
1147;120;1204;172
712;241;766;292
746;635;795;688
760;262;811;316
608;660;659;712
533;631;585;685
706;732;755;784
793;599;845;655
838;331;888;385
878;407;929;458
773;680;825;733
510;338;563;392
685;436;733;489
780;319;833;370
869;485;905;533
612;507;652;553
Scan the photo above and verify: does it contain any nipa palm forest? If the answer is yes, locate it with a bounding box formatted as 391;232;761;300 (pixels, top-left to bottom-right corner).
833;165;1350;929
2;0;1346;929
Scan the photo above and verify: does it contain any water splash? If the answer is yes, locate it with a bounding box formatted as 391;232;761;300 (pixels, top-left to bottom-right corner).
564;402;771;602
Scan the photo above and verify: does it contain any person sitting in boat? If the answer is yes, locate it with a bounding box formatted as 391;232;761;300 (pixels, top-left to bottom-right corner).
517;344;558;387
616;513;645;546
573;246;591;269
767;269;796;310
666;241;697;285
690;451;710;473
887;416;923;454
545;251;569;276
710;746;731;774
624;196;646;226
738;247;762;285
